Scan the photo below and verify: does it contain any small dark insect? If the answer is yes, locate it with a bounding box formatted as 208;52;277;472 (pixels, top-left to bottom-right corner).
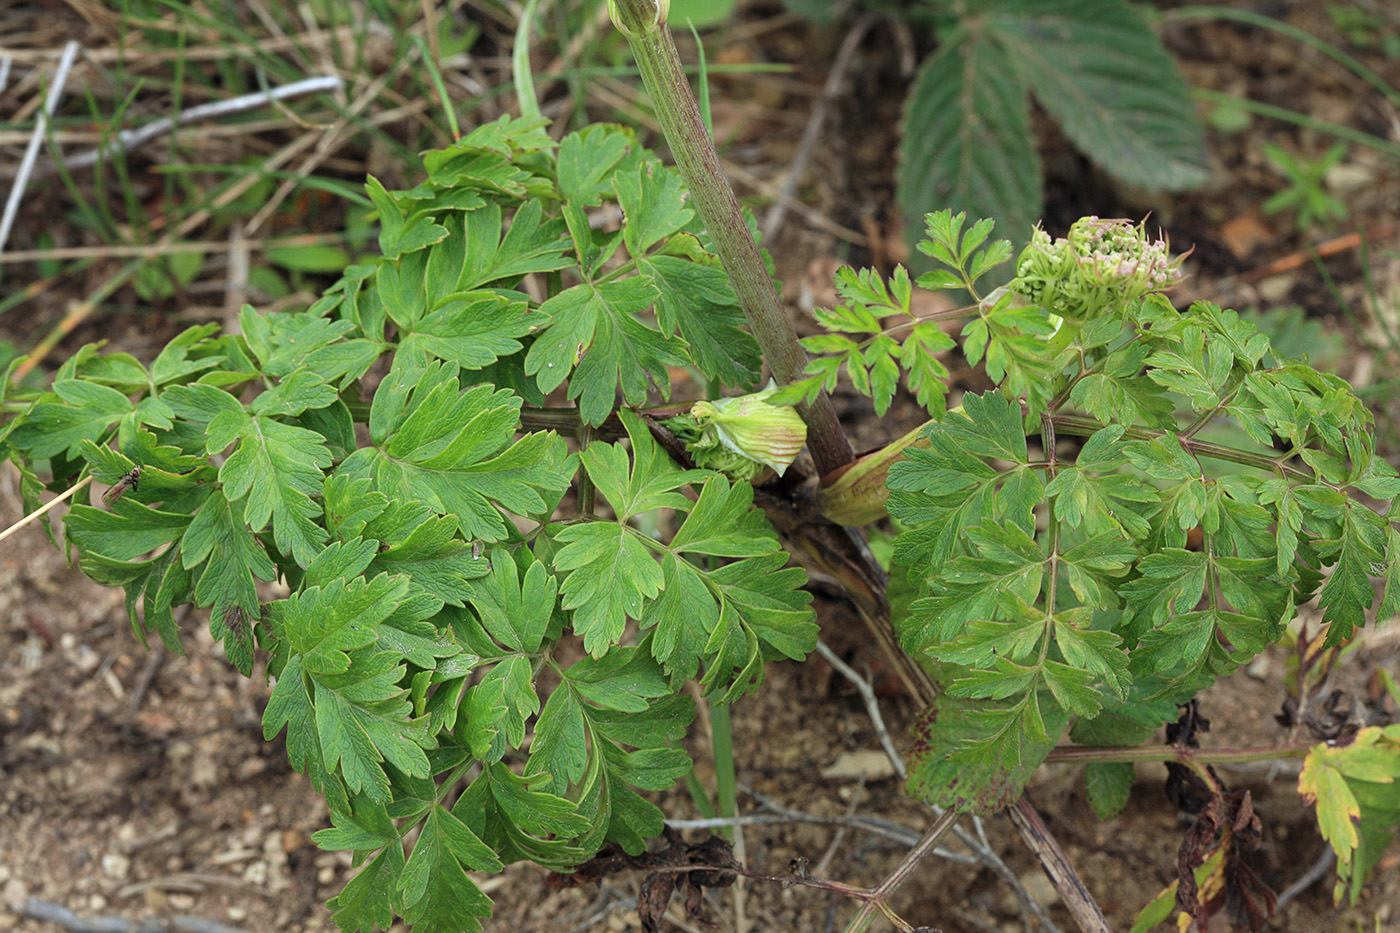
224;604;245;638
102;466;141;505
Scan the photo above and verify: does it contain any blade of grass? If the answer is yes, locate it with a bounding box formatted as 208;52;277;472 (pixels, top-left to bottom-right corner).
514;0;547;123
413;34;460;140
1191;87;1400;160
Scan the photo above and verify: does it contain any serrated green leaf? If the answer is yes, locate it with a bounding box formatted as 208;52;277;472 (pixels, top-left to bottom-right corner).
997;0;1209;191
206;408;330;566
526;685;589;795
899;22;1039;272
326;842;406;933
182;488;275;636
7;380;135;458
525;275;686;426
452;201;572;292
557;124;637;206
615;161;693;256
1084;761;1135;820
1317;501;1385;644
398;292;536;371
368;512;489;607
555;522;664;657
339;360;572;542
65;500;190;561
468;550;557;653
637;253;762;387
581;410;710;522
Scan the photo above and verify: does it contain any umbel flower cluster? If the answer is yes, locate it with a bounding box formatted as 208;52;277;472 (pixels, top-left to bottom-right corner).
1011;216;1186;325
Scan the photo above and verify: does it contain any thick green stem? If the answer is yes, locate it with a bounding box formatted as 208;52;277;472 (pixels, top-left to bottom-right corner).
610;0;853;475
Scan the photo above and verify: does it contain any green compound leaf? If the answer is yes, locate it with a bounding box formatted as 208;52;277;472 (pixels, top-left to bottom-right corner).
266;575;438;806
555;521;665;658
615;161;694;256
637;252;762;388
338;359;572;542
6;379;135;459
1316;500;1387;645
525;275;687;427
449;201;573;293
182;488;276;657
397;292;537;371
206;407;331;567
579;410;711;522
397;806;500;933
326;843;405;933
898;19;1040;271
365;506;490;607
557;124;640;207
468;550;558;653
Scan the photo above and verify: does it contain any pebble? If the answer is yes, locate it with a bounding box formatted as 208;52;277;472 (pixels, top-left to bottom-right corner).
2;878;27;912
169;894;195;910
100;853;130;881
227;906;248;922
1245;654;1271;681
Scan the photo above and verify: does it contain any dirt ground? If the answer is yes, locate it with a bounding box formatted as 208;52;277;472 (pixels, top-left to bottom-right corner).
3;2;1400;932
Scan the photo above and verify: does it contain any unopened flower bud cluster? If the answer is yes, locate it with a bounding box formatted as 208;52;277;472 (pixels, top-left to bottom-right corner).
1011;217;1185;325
666;386;807;482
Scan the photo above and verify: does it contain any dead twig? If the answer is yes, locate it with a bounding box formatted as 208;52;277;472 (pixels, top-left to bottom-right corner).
21;897;252;933
0;40;79;255
43;74;344;175
1275;847;1336;910
0;476;92;545
815;639;905;781
1007;797;1112;933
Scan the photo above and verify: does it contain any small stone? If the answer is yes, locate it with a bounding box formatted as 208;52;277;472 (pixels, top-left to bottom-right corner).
101;853;130;881
227;907;248;922
281;830;306;853
820;749;897;782
74;645;100;673
236;757;267;780
0;865;9;884
243;861;268;886
1245;655;1271;681
318;866;337;886
3;877;28;912
88;894;107;912
166;741;193;761
169;894;195;910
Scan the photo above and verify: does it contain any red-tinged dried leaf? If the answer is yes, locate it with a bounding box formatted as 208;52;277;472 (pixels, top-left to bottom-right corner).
1176;789;1276;933
545;830;739;932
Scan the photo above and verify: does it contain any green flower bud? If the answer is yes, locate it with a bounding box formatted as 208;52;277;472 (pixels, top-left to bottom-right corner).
689;387;807;479
1010;216;1186;327
607;0;670;37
